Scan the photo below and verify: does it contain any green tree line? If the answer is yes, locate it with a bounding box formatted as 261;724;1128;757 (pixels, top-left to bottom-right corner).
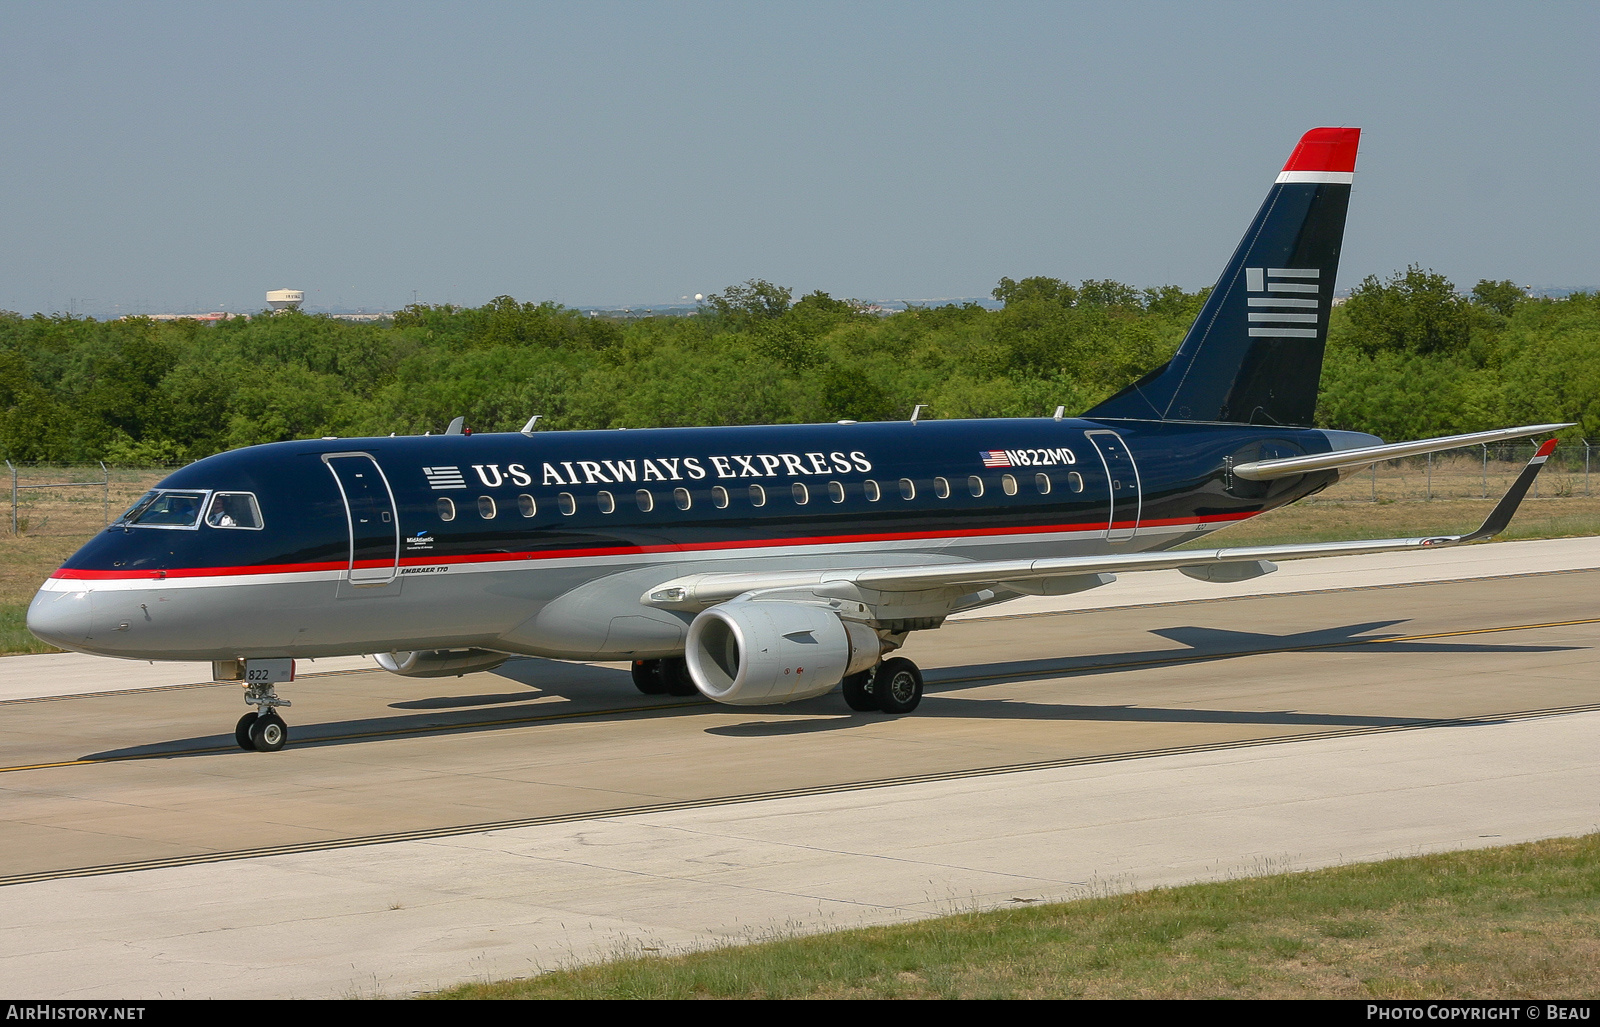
0;269;1593;465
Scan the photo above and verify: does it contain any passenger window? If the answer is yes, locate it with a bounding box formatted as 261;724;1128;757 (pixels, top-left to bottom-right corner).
518;494;536;517
968;476;984;497
559;492;576;515
934;477;950;499
1035;473;1051;495
478;496;497;519
674;487;692;511
828;481;845;503
1068;471;1084;493
792;482;809;505
712;486;730;509
899;478;916;500
206;492;262;529
597;491;615;514
863;480;880;501
1002;474;1018;496
636;489;654;512
749;484;766;507
437;497;456;521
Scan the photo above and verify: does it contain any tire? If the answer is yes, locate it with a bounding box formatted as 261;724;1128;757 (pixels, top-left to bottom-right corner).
872;658;923;714
249;712;288;752
660;656;699;697
235;712;259;751
630;659;667;695
841;670;877;712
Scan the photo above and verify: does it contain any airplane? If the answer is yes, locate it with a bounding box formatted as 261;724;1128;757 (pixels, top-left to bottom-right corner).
27;126;1570;752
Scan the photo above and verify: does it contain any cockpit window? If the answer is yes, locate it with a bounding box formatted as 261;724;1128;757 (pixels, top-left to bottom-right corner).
127;490;208;528
117;491;161;524
206;492;263;529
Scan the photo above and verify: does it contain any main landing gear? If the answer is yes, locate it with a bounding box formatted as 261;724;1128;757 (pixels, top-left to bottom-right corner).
842;657;924;715
631;654;925;714
630;658;698;697
236;681;293;752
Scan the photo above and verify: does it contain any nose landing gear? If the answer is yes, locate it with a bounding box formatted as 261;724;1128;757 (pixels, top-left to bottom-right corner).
234;675;293;752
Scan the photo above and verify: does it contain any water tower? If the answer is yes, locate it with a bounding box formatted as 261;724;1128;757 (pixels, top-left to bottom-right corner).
266;289;304;312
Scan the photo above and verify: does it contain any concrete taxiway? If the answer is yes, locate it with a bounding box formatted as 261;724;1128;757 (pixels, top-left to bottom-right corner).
1;537;1597;997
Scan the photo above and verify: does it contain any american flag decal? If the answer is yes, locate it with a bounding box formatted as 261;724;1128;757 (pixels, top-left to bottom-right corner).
980;450;1012;468
423;466;467;490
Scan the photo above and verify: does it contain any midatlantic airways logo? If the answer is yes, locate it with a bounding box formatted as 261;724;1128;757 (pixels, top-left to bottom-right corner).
423;451;875;490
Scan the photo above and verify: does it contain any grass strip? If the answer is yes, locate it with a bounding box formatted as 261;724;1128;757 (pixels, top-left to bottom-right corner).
431;834;1600;999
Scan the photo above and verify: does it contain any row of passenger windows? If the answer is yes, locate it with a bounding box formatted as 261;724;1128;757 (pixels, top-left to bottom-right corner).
436;472;1085;522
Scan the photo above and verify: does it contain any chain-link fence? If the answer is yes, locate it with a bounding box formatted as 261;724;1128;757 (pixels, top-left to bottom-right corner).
1306;440;1597;504
4;463;176;537
2;441;1591;537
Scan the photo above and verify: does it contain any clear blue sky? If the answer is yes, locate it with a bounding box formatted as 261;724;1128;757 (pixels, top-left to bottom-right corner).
1;1;1594;316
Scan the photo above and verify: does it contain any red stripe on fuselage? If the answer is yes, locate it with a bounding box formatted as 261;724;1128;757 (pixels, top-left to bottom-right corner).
50;511;1257;581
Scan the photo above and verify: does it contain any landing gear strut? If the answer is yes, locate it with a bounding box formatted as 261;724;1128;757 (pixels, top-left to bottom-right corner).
236;680;293;752
843;657;924;714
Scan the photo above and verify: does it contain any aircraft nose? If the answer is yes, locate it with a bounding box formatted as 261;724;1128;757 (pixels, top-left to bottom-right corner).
27;588;93;649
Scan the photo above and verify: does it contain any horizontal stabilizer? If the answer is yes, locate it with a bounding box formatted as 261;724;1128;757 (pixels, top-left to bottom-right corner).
1232;423;1574;481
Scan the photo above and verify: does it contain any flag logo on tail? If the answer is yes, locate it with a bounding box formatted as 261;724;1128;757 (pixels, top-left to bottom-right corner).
1245;268;1321;339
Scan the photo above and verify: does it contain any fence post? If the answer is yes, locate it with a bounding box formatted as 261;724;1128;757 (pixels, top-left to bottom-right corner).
1482;444;1488;499
7;460;14;536
99;460;110;526
1371;461;1377;502
1426;452;1433;501
1586;440;1591;498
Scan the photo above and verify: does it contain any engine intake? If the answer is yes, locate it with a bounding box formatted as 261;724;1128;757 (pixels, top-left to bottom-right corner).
374;648;510;678
685;601;881;705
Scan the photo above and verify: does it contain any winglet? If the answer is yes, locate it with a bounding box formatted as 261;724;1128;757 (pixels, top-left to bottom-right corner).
1450;439;1558;544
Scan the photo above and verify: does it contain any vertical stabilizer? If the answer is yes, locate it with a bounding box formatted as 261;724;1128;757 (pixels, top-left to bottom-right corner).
1084;127;1360;426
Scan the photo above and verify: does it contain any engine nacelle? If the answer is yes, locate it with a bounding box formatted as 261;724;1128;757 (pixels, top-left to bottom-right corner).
374;648;510;678
685;600;882;705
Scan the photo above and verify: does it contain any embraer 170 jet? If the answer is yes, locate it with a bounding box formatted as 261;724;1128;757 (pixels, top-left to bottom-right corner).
29;127;1568;752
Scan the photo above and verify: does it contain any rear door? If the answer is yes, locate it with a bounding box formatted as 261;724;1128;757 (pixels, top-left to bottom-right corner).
323;453;399;585
1086;431;1142;543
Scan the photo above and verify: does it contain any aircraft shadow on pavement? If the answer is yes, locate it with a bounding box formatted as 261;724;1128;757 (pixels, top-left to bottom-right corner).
704;618;1582;737
928;618;1581;689
80;659;681;760
80;621;1582;758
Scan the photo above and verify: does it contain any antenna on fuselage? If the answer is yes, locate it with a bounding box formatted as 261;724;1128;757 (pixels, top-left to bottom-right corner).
910;404;926;424
1053;406;1065;421
445;416;465;435
521;415;541;435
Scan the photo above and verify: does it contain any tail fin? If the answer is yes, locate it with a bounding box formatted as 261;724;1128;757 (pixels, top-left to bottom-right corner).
1084;127;1360;426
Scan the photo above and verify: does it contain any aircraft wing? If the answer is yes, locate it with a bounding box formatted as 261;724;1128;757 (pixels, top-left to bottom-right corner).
1232;423;1572;481
644;439;1559;613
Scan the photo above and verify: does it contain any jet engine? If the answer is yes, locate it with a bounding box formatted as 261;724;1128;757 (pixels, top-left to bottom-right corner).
374;648;510;678
685;600;882;705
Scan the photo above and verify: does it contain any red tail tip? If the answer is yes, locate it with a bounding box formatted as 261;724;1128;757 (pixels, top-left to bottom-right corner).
1536;438;1559;458
1282;127;1361;174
